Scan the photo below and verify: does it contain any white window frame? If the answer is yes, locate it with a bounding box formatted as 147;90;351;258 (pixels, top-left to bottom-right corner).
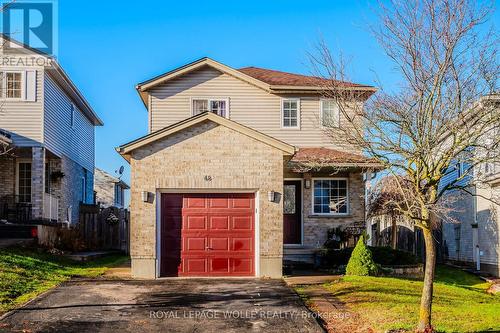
15;159;32;203
320;99;340;128
281;98;300;129
311;177;350;216
2;70;25;100
190;97;230;118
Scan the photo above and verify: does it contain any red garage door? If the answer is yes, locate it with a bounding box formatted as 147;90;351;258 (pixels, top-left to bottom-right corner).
160;193;255;277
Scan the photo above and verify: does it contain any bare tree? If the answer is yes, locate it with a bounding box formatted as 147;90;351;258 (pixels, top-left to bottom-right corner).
310;0;499;331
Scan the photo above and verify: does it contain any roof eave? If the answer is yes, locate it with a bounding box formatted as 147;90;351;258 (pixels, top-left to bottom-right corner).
48;62;104;126
116;112;296;159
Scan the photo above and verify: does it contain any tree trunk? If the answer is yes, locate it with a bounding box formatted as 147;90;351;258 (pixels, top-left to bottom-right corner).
417;226;436;332
391;217;397;250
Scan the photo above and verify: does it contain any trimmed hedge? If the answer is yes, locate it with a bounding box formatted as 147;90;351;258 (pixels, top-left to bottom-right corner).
320;245;420;268
346;236;379;276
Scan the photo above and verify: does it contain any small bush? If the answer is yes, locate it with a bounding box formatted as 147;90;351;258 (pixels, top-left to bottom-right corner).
319;246;420;268
345;236;379;276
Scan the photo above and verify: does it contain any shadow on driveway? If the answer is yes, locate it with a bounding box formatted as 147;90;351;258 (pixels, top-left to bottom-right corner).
0;279;324;333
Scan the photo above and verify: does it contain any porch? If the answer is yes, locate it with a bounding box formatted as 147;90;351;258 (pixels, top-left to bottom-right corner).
282;147;383;264
0;147;62;224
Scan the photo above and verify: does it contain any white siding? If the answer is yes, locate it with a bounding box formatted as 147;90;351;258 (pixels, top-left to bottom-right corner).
0;68;44;145
149;66;361;152
43;74;95;172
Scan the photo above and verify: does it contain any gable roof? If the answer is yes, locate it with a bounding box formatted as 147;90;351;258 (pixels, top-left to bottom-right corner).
135;57;376;106
94;168;130;189
0;34;103;126
238;67;374;90
116;112;296;161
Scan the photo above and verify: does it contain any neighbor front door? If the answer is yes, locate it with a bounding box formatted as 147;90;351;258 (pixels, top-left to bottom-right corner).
283;180;302;245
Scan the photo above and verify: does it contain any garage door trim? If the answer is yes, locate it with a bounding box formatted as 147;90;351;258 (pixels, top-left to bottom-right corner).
155;189;260;278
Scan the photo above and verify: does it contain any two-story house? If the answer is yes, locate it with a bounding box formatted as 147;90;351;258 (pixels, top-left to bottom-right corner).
441;95;500;276
117;57;381;278
94;168;130;208
0;36;103;225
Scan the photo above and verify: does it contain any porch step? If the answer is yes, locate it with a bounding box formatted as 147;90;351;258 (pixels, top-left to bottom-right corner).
284;247;317;265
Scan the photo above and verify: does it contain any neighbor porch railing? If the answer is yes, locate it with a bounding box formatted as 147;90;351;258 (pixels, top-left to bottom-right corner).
0;195;32;223
43;193;59;222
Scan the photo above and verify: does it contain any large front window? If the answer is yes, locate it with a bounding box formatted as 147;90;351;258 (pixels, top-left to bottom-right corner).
313;179;348;214
192;98;228;117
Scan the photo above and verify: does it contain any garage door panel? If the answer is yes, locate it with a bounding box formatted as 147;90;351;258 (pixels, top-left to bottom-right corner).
232;196;253;209
209;197;230;208
210;258;230;273
185;215;207;230
185;196;206;208
232;258;253;274
210;238;229;250
232;238;253;251
185;237;206;251
185;258;206;273
232;216;253;230
209;216;229;230
161;193;255;277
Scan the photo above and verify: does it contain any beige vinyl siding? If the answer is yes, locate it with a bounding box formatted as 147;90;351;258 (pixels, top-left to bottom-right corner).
149;66;359;151
0;68;44;145
43;74;95;172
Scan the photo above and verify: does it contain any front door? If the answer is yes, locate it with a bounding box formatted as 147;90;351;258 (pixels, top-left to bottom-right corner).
283;180;302;245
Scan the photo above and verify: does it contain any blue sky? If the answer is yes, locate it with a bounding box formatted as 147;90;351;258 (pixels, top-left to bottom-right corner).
55;0;496;187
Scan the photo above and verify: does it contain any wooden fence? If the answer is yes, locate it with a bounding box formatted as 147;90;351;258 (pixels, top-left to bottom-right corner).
78;204;129;253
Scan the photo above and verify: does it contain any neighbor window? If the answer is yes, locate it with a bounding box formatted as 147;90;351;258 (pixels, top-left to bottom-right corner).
70;103;75;127
114;184;124;207
5;72;23;99
192;98;228;117
17;162;32;203
321;99;340;127
313;179;348;214
282;99;299;128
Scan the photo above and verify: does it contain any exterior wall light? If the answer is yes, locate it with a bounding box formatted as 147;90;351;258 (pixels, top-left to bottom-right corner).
141;191;150;203
305;179;311;189
267;191;276;203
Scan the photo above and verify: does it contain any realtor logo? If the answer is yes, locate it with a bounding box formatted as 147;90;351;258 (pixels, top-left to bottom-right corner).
1;0;58;56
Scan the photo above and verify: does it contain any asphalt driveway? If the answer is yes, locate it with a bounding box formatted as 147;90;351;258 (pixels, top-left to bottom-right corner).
0;279;324;333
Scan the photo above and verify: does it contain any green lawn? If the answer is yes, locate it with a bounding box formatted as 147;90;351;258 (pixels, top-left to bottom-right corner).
0;246;128;314
315;266;500;332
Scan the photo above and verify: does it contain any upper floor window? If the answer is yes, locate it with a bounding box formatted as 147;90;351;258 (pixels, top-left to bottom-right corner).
281;98;300;129
313;178;349;215
321;99;340;127
5;72;23;99
192;98;228;118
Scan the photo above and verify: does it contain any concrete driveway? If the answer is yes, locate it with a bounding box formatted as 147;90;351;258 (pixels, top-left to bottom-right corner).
0;279;324;333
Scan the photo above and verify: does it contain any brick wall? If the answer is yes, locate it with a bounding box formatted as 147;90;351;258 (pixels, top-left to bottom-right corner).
59;155;94;223
129;120;285;278
302;172;365;247
0;156;15;198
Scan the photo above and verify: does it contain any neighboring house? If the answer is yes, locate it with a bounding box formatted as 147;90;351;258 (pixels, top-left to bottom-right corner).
94;168;130;208
117;57;381;278
0;35;103;225
440;96;500;276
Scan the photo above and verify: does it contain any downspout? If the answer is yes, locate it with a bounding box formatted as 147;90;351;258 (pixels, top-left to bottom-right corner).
472;185;480;270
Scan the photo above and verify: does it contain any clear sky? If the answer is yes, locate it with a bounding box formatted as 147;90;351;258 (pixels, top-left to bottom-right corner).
55;0;498;189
